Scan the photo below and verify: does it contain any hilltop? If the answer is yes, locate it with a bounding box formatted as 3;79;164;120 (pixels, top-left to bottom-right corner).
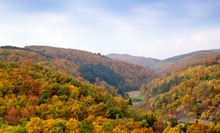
153;49;220;75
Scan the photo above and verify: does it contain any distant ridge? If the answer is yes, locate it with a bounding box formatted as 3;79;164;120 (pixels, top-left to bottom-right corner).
154;49;220;75
107;49;220;75
162;49;220;62
107;53;160;68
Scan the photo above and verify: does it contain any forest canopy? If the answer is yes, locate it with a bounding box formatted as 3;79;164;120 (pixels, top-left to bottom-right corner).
79;63;125;87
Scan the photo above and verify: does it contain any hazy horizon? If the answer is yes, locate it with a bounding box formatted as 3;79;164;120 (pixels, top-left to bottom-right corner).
0;0;220;59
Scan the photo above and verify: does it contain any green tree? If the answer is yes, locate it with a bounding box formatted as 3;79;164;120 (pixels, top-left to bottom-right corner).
12;125;26;133
79;119;94;133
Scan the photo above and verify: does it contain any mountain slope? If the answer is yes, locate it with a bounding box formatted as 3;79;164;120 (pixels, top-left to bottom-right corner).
0;46;158;93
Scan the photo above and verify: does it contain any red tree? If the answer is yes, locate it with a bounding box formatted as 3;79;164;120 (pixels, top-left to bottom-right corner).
5;107;19;125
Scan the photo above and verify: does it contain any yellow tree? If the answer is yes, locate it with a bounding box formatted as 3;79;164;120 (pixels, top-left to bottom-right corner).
26;117;44;133
42;119;55;133
186;122;210;133
66;118;79;133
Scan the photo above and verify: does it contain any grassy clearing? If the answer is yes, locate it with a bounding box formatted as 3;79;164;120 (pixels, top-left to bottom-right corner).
131;95;144;101
127;91;144;102
131;95;144;102
127;91;144;108
127;91;140;97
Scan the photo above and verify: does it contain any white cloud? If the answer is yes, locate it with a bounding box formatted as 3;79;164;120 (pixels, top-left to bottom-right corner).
190;27;220;47
155;27;220;58
0;0;220;59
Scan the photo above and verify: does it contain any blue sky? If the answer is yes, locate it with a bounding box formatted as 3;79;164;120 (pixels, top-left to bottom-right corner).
0;0;220;59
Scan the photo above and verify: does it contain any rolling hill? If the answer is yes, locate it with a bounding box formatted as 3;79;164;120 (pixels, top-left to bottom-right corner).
0;46;158;93
1;45;220;132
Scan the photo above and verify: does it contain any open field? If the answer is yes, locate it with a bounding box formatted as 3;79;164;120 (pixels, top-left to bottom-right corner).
131;95;145;101
127;91;144;108
127;91;141;97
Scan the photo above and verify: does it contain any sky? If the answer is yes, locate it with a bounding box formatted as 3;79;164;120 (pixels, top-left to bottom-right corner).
0;0;220;59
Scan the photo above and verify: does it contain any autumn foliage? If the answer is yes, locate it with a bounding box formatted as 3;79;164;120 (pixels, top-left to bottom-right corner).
5;107;19;125
143;55;220;124
0;46;219;132
0;61;156;132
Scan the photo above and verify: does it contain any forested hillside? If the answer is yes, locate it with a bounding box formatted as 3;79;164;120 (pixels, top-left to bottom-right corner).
0;46;220;132
0;46;158;94
143;55;220;123
0;61;160;132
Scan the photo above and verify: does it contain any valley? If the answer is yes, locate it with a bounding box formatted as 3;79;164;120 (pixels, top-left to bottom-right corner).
0;46;220;132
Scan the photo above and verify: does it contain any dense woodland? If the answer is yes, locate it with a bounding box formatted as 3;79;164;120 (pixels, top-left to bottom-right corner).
79;63;125;88
0;61;158;132
0;46;220;132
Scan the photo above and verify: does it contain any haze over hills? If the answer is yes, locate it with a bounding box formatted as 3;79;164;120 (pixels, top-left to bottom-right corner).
107;54;160;68
153;50;220;75
161;49;220;62
107;49;220;75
